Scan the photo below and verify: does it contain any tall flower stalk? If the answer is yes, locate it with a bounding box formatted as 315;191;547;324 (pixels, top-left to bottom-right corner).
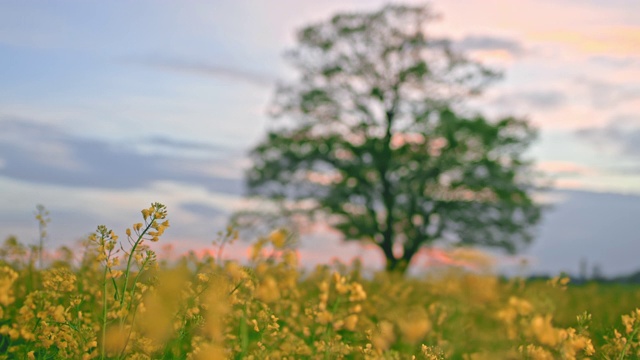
90;202;169;359
34;204;50;269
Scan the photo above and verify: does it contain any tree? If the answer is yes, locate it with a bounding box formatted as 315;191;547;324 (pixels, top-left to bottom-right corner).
246;4;542;273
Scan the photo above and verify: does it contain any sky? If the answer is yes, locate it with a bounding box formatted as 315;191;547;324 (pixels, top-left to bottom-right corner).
1;0;640;276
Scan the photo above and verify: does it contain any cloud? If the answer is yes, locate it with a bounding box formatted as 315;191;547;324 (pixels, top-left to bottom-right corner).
0;117;245;195
491;90;567;110
130;57;276;87
450;35;526;67
145;136;227;153
574;77;640;108
576;115;640;158
0;117;83;171
589;55;640;69
536;161;596;177
129;136;231;159
180;202;226;219
517;91;567;109
454;35;524;56
530;26;640;57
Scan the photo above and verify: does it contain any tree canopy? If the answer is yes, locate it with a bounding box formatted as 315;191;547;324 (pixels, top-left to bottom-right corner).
246;4;542;273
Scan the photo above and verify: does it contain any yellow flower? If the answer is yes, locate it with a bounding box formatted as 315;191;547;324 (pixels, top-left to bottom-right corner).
53;305;66;323
519;345;554;360
316;311;333;325
530;315;559;347
344;314;359;331
508;296;533;316
269;229;287;249
256;276;281;303
250;239;266;261
372;320;396;351
197;273;209;283
398;316;431;344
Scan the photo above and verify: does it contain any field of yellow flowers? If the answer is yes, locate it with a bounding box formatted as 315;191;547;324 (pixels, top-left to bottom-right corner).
1;203;640;359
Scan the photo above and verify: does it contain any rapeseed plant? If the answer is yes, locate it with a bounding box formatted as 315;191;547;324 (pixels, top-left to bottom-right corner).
34;205;50;270
2;203;640;359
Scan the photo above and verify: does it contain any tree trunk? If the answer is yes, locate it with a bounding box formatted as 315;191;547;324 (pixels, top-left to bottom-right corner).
384;255;409;274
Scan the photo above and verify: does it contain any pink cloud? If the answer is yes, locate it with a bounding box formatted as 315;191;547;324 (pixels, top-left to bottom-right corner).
553;178;588;190
530;27;640;57
467;49;519;67
536;161;596;176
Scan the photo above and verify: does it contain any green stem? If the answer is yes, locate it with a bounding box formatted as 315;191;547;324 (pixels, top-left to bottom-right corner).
118;298;143;360
618;323;640;360
107;267;120;301
229;279;245;296
101;263;108;360
320;294;342;360
217;241;226;266
120;216;155;307
124;256;151;322
240;306;249;357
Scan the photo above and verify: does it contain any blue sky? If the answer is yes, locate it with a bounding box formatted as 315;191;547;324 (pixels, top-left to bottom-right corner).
2;0;640;276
